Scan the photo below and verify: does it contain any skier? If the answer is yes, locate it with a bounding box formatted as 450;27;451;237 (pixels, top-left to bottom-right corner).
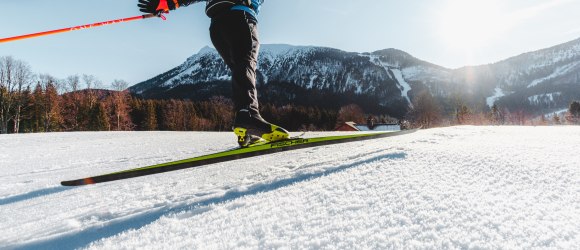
137;0;289;147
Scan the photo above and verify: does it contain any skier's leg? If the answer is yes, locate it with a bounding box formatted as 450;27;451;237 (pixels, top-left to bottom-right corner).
210;12;288;147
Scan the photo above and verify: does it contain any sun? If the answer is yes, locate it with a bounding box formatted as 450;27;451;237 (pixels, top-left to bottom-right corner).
438;0;505;51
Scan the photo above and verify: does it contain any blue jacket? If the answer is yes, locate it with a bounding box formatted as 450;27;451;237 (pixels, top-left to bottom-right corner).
182;0;263;19
230;0;263;19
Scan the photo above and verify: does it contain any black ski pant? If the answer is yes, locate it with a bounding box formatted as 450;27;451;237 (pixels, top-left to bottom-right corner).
210;11;260;115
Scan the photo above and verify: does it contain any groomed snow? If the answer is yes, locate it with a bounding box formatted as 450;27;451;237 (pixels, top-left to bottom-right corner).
1;127;579;249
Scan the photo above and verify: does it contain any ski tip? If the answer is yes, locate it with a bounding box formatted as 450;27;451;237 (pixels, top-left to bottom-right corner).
61;177;95;186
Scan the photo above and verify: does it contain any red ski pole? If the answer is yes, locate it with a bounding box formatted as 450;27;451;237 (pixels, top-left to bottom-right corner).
0;13;159;44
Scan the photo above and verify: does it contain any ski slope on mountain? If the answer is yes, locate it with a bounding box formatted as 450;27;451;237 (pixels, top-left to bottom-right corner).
1;126;579;249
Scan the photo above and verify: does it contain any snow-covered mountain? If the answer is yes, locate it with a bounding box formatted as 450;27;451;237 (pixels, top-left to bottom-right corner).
450;38;580;112
130;45;420;117
131;38;580;115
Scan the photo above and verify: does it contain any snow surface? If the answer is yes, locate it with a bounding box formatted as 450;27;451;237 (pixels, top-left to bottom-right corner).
1;127;579;249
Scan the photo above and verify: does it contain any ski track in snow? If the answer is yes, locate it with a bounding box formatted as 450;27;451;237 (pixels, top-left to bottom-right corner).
0;127;579;249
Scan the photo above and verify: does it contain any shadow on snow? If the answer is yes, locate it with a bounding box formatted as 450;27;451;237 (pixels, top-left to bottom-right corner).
0;186;71;206
13;152;406;250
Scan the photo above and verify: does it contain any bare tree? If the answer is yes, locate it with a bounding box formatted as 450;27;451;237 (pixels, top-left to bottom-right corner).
61;75;82;130
82;74;102;110
0;56;15;133
12;60;33;133
111;79;129;92
208;96;233;131
0;57;30;133
109;79;132;131
407;90;441;128
337;104;365;124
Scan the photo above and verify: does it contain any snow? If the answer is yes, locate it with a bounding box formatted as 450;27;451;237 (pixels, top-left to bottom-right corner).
260;44;298;57
164;63;202;87
1;126;580;249
259;44;316;63
366;55;413;104
528;92;562;104
486;87;508;107
390;69;412;104
527;61;580;88
307;74;318;89
197;45;216;55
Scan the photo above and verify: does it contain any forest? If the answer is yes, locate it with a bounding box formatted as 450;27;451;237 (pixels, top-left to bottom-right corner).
1;56;579;134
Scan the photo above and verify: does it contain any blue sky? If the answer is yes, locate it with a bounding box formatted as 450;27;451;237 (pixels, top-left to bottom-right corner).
1;0;580;87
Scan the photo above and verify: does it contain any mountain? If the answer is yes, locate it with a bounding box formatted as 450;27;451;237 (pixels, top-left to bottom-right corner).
449;38;580;113
130;39;580;117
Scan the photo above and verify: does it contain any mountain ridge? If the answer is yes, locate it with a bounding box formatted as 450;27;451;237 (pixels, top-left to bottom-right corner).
130;37;580;117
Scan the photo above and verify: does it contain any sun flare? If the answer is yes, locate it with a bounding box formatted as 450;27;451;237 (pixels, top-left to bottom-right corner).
438;0;504;51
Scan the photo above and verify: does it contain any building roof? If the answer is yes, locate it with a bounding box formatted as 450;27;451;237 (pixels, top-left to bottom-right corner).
355;124;400;131
335;122;401;131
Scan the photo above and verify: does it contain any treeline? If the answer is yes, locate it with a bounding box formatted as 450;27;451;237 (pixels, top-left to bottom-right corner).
0;56;394;134
406;90;580;128
130;97;340;132
3;56;579;134
0;81;345;134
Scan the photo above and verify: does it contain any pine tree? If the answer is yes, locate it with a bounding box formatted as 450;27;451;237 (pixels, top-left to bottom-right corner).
17;87;33;132
143;100;158;130
31;83;44;132
43;81;62;132
489;104;502;125
61;75;83;131
162;99;183;131
129;97;145;130
569;101;580;124
89;102;110;131
456;105;471;125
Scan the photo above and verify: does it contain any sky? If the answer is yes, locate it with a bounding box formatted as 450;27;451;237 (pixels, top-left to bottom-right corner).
1;0;580;87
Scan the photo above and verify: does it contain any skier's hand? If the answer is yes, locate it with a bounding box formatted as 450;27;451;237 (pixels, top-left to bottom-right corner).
138;0;179;15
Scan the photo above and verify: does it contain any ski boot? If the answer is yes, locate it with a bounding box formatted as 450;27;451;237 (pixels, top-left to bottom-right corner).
233;109;290;148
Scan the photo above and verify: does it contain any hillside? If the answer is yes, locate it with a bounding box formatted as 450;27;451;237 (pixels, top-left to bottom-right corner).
1;126;579;249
